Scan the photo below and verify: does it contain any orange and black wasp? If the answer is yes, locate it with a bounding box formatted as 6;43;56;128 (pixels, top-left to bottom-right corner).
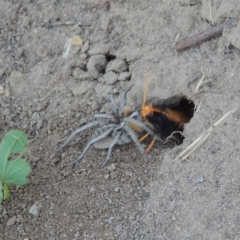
139;72;195;153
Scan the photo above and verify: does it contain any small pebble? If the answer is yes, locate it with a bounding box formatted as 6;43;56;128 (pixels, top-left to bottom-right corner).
6;216;17;227
81;41;89;53
118;72;131;81
194;175;205;184
102;71;118;85
29;202;40;217
87;55;107;79
114;187;121;193
106;59;128;73
104;174;110;179
71;35;83;46
110;163;116;171
89;186;96;193
125;170;133;177
110;171;118;179
88;44;110;55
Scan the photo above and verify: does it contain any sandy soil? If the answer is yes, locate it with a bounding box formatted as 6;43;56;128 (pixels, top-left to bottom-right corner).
1;0;240;239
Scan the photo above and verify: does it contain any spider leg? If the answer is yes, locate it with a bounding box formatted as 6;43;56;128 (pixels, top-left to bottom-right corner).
91;123;119;139
118;84;134;116
110;91;118;115
94;113;117;122
73;127;114;165
55;121;102;152
100;131;121;168
124;124;148;163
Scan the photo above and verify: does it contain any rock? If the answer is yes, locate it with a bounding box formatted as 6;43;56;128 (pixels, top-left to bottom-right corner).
6;216;17;227
88;44;110;55
114;187;121;193
89;186;96;193
67;79;96;96
194;175;205;184
29;202;40;217
72;68;92;81
31;112;40;124
79;54;87;60
7;71;25;96
125;170;133;177
101;71;118;85
0;85;5;94
104;174;110;179
87;55;107;79
118;72;131;81
36;119;43;129
71;35;83;46
110;171;118;179
81;41;89;53
106;59;128;73
21;16;30;27
110;163;116;171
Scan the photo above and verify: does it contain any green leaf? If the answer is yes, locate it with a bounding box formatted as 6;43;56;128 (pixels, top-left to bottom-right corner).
4;156;32;185
0;130;31;203
0;130;28;177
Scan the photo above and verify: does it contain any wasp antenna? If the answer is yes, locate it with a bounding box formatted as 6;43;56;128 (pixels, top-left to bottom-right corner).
142;71;152;108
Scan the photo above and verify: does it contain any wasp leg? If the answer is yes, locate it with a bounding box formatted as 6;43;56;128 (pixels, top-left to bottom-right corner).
55;121;102;152
73;127;114;165
139;133;156;153
118;84;134;116
124;117;163;142
146;137;156;153
124;124;148;163
139;132;150;142
100;131;121;168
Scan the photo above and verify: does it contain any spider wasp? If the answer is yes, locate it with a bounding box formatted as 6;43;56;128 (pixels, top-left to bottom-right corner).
138;71;195;153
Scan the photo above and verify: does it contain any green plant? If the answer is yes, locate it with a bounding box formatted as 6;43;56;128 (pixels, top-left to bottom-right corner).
0;130;32;204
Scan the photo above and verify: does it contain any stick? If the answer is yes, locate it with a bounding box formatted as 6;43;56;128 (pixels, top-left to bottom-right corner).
175;109;235;161
176;19;236;51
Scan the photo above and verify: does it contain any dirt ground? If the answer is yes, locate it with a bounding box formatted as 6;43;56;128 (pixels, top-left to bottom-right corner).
1;0;240;239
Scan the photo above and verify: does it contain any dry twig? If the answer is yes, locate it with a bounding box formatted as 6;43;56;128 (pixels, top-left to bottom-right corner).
176;19;236;51
175;109;235;161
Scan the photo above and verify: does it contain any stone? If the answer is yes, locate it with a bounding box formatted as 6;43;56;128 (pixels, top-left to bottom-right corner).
81;41;89;53
87;55;107;79
89;186;96;193
29;202;40;217
6;216;17;227
88;44;110;55
118;72;131;81
102;71;118;85
106;59;128;73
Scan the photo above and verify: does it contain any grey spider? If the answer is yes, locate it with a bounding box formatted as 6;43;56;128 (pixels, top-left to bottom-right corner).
55;85;160;168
